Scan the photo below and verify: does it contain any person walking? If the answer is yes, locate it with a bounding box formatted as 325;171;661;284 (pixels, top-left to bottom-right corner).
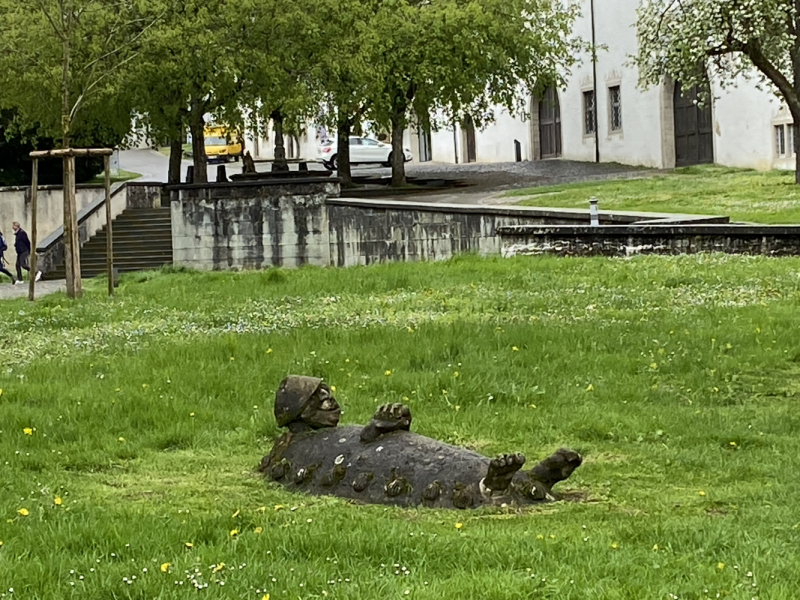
11;221;41;285
0;230;16;283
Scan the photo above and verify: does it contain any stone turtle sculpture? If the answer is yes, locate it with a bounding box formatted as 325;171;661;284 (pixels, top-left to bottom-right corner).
260;375;582;509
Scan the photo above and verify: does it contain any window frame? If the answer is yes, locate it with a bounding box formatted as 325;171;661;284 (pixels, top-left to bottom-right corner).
608;85;623;133
582;90;596;137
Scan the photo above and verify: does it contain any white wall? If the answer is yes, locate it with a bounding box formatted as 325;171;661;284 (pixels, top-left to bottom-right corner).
712;76;780;171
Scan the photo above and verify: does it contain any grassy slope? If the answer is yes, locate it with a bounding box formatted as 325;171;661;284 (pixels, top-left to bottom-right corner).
1;256;800;599
507;165;800;223
86;169;141;184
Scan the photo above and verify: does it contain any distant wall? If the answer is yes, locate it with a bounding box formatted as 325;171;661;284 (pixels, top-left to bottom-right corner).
0;185;106;266
498;224;800;257
171;180;728;270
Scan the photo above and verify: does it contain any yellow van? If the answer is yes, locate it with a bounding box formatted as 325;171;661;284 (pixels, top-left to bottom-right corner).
204;127;242;163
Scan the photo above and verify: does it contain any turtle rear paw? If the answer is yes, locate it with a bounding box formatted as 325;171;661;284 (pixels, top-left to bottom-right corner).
360;403;412;443
483;452;526;492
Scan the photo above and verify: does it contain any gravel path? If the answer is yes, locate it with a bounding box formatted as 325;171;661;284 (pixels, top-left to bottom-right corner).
0;279;66;301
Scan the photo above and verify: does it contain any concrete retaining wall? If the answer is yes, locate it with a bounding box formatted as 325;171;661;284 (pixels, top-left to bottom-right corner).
170;179;336;270
171;180;737;270
498;225;800;257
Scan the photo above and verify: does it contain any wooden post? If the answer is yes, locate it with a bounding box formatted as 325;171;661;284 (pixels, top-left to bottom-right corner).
28;159;38;302
28;148;113;300
63;155;75;297
64;155;82;298
104;154;113;296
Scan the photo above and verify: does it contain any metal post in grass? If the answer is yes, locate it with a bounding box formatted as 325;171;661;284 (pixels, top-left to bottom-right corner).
589;197;600;227
104;154;114;296
28;158;38;302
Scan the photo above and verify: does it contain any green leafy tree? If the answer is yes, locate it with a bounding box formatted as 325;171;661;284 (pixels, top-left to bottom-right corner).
309;0;382;186
0;0;157;148
130;0;251;184
364;0;582;186
235;0;325;173
635;0;800;182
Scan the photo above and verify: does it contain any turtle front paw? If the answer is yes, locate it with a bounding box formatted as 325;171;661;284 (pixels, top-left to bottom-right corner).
360;403;412;443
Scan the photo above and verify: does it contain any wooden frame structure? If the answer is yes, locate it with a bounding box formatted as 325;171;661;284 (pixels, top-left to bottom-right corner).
28;148;115;300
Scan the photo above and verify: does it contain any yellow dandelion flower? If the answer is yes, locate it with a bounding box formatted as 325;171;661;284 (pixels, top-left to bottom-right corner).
262;595;270;600
586;384;594;392
330;386;336;392
650;363;658;370
189;412;195;417
274;504;285;511
610;542;619;549
453;371;460;378
385;370;392;376
549;534;555;539
212;563;225;573
699;491;706;497
118;437;125;442
0;541;3;547
0;389;3;396
230;356;235;361
454;523;463;530
512;346;519;352
729;441;738;448
230;529;239;537
254;527;263;534
160;562;171;573
231;509;240;518
54;496;63;506
266;348;273;354
17;508;29;517
23;427;33;435
717;562;725;570
184;542;193;549
652;544;659;551
536;534;544;540
257;506;267;512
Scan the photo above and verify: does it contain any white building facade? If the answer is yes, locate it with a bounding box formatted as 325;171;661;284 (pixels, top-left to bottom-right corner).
409;0;794;171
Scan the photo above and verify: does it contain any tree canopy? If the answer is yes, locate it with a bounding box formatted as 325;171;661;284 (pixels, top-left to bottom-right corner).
635;0;800;181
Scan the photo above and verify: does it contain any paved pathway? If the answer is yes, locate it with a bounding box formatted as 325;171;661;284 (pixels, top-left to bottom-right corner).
0;279;66;301
120;149;659;208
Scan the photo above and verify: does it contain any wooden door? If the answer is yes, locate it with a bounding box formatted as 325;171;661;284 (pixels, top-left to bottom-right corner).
674;82;714;167
463;115;477;163
539;87;562;159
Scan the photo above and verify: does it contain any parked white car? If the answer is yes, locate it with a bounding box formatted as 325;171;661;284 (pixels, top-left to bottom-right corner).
317;136;413;170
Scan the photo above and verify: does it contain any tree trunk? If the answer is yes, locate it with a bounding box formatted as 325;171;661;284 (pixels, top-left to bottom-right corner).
390;112;406;187
271;110;289;172
189;101;208;184
336;116;353;187
168;137;183;184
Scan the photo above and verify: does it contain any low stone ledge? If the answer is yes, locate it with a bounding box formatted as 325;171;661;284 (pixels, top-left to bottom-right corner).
498;224;800;257
326;198;728;224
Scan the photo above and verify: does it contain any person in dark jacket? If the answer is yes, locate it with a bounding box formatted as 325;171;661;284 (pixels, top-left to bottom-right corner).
11;222;41;285
0;230;15;283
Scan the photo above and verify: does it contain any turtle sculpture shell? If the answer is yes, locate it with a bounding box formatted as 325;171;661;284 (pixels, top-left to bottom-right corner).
261;376;582;509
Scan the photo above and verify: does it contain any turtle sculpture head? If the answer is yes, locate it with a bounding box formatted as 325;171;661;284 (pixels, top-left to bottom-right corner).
275;375;341;433
263;375;582;509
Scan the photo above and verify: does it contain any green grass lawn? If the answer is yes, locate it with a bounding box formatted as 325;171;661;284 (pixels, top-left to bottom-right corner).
86;169;141;184
507;165;800;223
2;256;800;599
